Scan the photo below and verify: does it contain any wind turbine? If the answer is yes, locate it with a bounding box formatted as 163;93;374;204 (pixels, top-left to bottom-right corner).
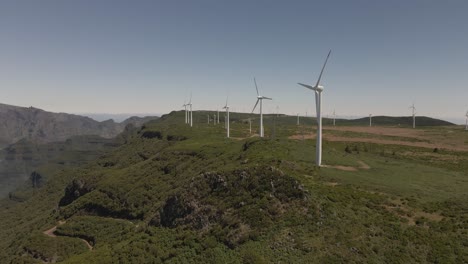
187;93;193;127
409;103;416;128
223;96;230;138
251;78;272;137
297;113;300;125
369;114;372;127
465;110;468;130
182;101;188;124
333;109;336;126
298;50;332;167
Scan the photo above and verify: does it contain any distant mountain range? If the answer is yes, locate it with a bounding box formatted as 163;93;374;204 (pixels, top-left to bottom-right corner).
0;103;158;148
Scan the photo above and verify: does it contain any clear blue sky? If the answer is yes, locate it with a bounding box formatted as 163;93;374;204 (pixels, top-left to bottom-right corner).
1;0;467;121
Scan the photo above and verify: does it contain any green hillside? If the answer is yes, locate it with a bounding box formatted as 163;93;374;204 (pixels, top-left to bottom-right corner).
0;111;466;263
194;111;454;127
0;135;121;198
336;116;454;127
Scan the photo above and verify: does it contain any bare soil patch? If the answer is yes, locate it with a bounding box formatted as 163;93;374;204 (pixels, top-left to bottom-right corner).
322;164;357;171
43;226;57;238
289;126;468;152
383;198;444;226
357;161;370;169
322;160;371;172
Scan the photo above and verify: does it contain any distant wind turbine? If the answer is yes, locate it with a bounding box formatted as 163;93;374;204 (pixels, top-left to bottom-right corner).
333;109;336;126
223;96;230;138
187;93;193;127
298;50;332;167
369;114;372;127
297;113;300;125
410;103;416;128
182;101;188;124
251;78;272;137
465;110;468;130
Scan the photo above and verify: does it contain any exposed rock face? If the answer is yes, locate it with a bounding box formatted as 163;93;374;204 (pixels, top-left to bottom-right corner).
0;103;158;147
59;179;94;206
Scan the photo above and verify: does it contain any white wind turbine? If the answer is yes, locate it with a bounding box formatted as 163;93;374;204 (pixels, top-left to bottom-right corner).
182;101;188;124
333;109;336;126
465;110;468;130
410;103;416;128
298;50;332;167
251;78;272;138
187;93;193;127
297;113;300;125
223;96;230;138
369;114;372;127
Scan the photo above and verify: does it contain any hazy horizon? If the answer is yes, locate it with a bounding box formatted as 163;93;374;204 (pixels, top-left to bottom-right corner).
1;1;467;121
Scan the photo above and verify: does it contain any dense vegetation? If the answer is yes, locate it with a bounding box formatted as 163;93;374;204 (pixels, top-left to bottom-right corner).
0;110;466;263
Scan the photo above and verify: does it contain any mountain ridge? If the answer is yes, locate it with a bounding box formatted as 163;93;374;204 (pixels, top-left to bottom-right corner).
0;103;158;148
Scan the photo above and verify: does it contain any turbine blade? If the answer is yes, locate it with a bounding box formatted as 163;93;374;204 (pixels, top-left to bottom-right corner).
263;97;272;100
315;50;332;87
251;99;260;113
254;77;259;96
298;83;316;90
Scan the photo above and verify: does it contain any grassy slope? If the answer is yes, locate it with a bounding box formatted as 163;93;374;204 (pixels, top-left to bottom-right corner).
0;110;466;263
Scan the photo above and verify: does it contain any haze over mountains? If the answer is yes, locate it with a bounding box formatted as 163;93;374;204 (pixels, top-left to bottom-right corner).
0;103;158;148
0;103;158;197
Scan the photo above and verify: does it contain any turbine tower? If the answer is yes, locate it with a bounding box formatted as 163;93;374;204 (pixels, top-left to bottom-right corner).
298;50;332;167
410;103;416;128
223;96;230;138
369;114;372;127
333;109;336;126
251;78;272;137
187;93;193;127
182;101;188;124
465;110;468;131
297;113;300;125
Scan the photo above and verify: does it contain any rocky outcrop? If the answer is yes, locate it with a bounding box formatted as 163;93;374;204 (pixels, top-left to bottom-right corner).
59;179;94;206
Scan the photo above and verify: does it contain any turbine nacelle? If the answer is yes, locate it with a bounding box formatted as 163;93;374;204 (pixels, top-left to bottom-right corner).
298;83;323;92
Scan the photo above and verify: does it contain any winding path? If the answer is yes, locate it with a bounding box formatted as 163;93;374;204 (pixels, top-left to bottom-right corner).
43;221;93;251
